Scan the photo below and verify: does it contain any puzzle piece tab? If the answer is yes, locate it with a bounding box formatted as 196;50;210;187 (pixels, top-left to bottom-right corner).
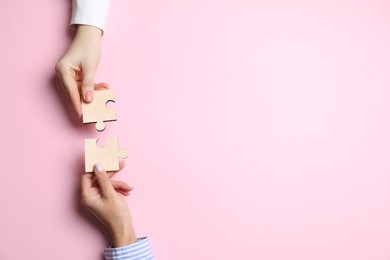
82;89;117;132
84;137;128;172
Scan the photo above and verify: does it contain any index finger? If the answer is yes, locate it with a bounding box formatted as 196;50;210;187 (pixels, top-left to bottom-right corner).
55;63;83;118
62;75;82;118
81;173;94;192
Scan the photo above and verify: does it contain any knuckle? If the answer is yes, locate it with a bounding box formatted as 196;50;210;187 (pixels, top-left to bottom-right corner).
83;80;95;89
55;61;66;73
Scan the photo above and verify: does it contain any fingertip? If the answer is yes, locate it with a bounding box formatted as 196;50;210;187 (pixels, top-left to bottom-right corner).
94;163;105;174
84;91;94;103
76;109;82;119
120;191;131;196
95;82;110;90
119;161;126;170
76;102;82;118
72;103;82;119
124;186;133;192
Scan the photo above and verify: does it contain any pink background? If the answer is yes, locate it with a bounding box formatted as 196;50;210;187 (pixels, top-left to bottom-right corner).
1;0;390;259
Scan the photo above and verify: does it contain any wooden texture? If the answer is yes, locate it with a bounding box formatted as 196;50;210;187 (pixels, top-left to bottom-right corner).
82;89;117;131
84;138;128;172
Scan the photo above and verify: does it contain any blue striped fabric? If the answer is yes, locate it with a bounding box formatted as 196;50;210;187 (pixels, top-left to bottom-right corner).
104;237;154;260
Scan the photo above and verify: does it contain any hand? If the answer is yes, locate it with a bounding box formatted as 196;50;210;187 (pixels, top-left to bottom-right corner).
81;162;138;247
56;25;103;118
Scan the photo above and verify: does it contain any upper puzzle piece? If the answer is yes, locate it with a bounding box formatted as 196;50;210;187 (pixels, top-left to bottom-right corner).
82;89;117;131
84;137;129;172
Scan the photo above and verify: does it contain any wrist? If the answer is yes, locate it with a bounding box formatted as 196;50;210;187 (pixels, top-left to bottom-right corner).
75;25;102;42
111;222;137;248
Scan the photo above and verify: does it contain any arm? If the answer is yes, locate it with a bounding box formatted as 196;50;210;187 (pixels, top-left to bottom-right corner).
55;0;110;117
81;163;154;260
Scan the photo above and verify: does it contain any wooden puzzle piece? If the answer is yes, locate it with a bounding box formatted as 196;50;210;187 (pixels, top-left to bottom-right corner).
82;89;117;132
84;137;128;172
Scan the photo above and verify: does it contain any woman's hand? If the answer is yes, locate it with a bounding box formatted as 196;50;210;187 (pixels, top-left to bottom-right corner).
56;25;103;118
81;162;138;247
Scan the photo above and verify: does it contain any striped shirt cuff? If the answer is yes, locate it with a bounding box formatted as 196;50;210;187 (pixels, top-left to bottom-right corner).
104;237;154;260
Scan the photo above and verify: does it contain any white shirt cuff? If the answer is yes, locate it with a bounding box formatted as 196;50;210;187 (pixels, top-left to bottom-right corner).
70;0;110;31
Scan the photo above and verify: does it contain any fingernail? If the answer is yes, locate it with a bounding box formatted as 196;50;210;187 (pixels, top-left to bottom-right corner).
85;91;93;103
95;163;104;173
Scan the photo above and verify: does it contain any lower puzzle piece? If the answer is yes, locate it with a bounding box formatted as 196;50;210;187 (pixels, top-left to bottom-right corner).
84;137;128;172
82;89;117;132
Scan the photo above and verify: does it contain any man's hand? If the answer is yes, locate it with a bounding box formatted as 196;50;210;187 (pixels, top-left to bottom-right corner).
81;162;138;247
56;25;103;118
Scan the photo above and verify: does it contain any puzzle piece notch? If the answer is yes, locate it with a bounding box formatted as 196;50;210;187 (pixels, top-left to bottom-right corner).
82;89;117;132
84;137;128;173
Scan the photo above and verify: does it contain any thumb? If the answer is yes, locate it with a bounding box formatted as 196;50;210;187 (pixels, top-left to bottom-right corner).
82;66;95;103
94;164;115;198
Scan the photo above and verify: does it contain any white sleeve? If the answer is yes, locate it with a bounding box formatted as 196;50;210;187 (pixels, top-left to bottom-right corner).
70;0;110;31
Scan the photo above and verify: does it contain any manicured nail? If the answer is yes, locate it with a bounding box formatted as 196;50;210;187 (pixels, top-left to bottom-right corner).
85;91;93;103
95;163;104;173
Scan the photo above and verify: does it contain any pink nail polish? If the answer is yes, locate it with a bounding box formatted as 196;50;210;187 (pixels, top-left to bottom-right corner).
95;163;104;173
85;91;93;103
